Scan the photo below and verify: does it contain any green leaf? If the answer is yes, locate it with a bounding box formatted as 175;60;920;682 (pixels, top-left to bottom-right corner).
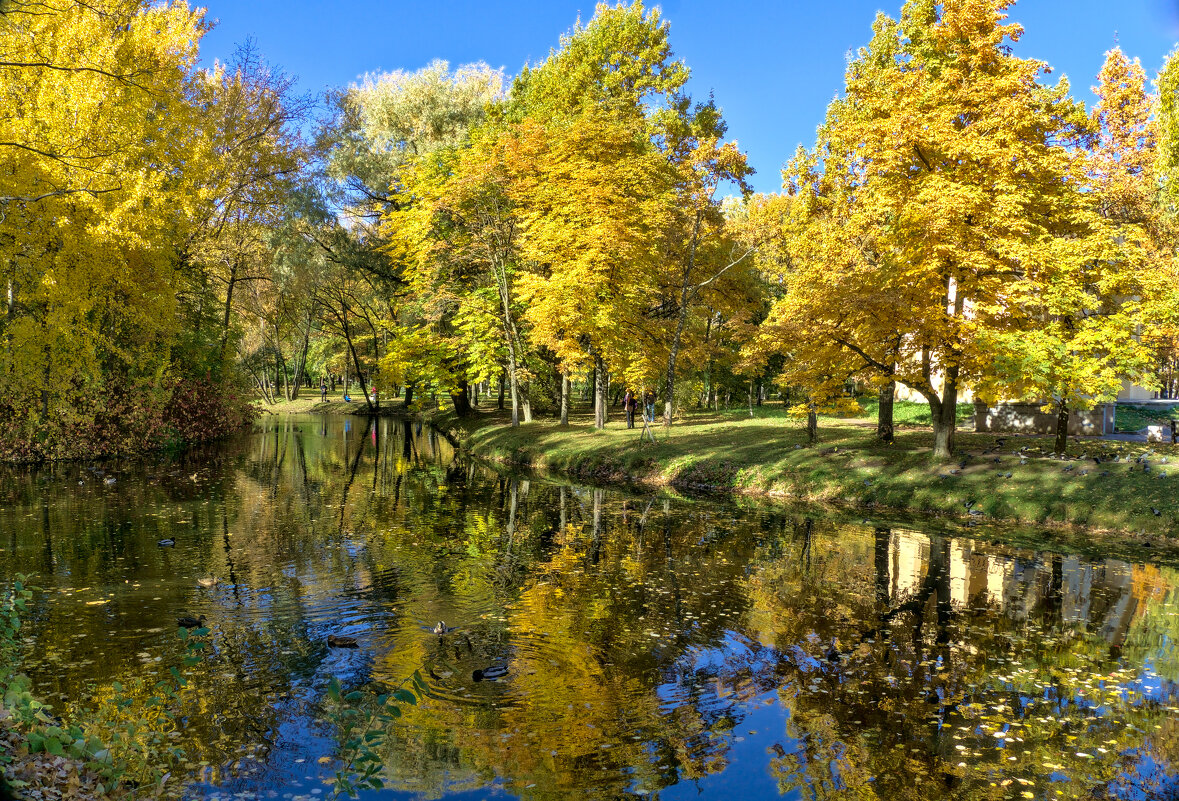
392;689;417;705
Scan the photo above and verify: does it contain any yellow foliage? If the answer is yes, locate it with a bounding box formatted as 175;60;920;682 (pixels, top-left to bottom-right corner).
0;0;208;408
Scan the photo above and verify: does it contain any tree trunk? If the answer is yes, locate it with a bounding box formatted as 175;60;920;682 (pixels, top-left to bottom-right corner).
1053;399;1069;456
930;280;965;461
594;354;607;430
877;378;895;444
507;354;521;426
806;402;818;444
403;384;414;409
930;368;959;460
450;379;473;418
341;309;373;413
497;373;505;410
521;382;533;423
492;258;522;427
219;259;238;367
560;371;569;426
290;327;310;400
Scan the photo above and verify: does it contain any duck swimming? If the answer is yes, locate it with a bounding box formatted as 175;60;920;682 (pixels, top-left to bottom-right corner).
196;577;219;588
158;537;176;547
328;635;359;648
433;621;455;635
472;665;508;682
177;614;206;629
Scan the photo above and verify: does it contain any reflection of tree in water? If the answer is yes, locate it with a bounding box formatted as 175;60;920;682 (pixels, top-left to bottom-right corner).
2;417;1178;798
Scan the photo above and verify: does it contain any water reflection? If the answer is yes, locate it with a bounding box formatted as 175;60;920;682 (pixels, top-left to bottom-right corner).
0;414;1176;800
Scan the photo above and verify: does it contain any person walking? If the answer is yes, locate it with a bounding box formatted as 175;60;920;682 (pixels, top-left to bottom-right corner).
625;389;637;429
320;378;327;403
643;389;656;423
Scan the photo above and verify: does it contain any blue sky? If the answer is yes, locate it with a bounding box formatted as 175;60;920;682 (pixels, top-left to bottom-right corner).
200;1;1179;195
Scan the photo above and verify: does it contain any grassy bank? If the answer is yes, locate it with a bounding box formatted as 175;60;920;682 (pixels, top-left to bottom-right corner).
257;390;407;416
441;403;1179;551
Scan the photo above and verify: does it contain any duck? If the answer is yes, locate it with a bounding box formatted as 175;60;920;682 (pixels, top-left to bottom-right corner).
472;665;508;682
433;621;455;636
158;537;176;547
196;577;219;588
327;634;359;648
103;476;116;485
177;614;206;629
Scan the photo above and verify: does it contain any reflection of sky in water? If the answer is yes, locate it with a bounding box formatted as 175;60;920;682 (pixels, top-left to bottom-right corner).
0;414;1177;799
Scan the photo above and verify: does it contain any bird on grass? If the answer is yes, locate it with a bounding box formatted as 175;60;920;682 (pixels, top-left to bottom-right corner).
328;634;359;648
177;614;206;629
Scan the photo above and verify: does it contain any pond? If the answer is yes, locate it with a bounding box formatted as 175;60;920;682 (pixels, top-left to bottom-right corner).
1;414;1177;800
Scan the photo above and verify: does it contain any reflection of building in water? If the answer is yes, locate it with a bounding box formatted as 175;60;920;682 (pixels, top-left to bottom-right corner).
890;530;928;599
949;541;990;606
885;531;1141;647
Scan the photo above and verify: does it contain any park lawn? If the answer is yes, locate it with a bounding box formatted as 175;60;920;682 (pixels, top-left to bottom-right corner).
1116;403;1179;433
443;404;1179;546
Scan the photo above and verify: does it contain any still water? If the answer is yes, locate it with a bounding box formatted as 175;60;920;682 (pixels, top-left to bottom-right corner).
1;414;1177;800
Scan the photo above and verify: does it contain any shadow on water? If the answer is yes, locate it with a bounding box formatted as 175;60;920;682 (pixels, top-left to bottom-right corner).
0;414;1177;799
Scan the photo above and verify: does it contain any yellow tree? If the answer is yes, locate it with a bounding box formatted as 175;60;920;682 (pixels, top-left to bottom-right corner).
977;47;1163;453
1147;46;1179;401
504;111;672;429
389;124;533;424
0;0;208;445
652;106;755;426
513;1;757;427
340;61;506;417
765;0;1107;460
748;171;908;445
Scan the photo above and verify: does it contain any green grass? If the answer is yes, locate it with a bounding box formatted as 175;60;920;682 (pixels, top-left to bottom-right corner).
858;398;975;426
1116;403;1179;433
438;402;1179;553
678;398;974;427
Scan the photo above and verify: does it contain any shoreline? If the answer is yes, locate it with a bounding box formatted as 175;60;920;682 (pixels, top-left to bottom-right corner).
431;406;1179;564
